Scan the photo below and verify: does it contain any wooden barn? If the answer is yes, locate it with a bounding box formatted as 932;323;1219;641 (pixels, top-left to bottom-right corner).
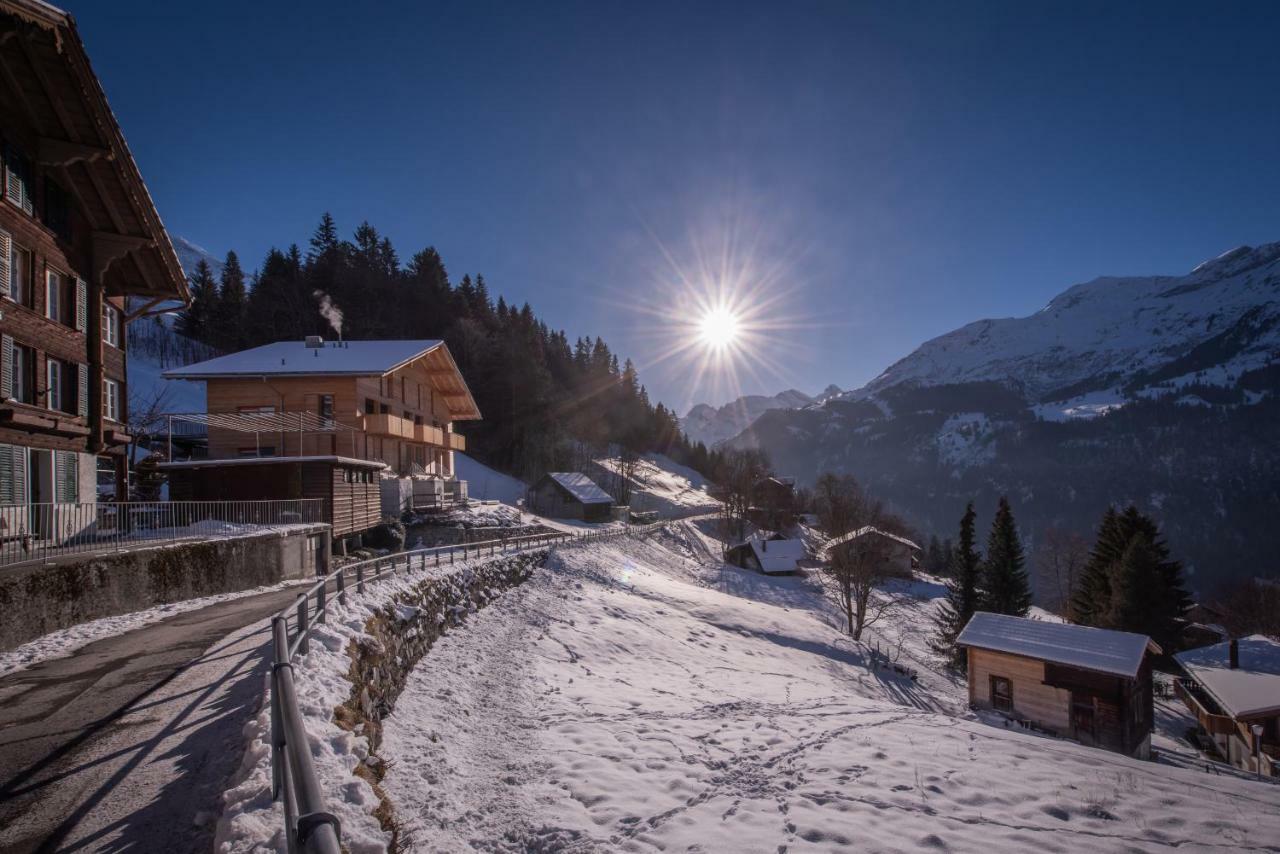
957;612;1159;758
526;472;613;522
162;456;384;540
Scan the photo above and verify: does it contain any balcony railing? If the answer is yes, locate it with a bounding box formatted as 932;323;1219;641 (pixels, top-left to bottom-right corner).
361;412;416;440
0;499;326;568
415;423;444;445
1174;678;1237;736
447;432;466;452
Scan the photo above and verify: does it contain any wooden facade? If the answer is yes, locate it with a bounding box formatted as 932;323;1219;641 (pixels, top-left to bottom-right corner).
0;0;188;514
965;644;1155;757
165;457;383;538
527;474;613;522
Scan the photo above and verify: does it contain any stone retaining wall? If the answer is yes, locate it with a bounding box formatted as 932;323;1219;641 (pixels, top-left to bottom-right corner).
0;524;328;650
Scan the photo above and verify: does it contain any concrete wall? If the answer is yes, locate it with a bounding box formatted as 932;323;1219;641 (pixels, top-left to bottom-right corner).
0;523;327;651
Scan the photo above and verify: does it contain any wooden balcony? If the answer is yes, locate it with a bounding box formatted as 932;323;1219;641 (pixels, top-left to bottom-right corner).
362;412;415;440
415;423;444;446
1174;678;1236;736
447;432;466;452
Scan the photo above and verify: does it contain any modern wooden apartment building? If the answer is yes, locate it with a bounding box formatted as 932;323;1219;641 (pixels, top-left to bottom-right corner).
0;0;189;524
163;338;480;478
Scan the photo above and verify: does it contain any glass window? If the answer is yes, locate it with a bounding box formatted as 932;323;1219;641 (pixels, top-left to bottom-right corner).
103;378;120;421
319;394;333;420
10;243;30;306
10;342;32;404
103;304;120;347
990;675;1013;713
46;270;62;322
46;358;62;411
364;398;375;415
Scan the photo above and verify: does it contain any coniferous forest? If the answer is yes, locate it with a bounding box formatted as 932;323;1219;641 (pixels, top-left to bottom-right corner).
175;213;725;481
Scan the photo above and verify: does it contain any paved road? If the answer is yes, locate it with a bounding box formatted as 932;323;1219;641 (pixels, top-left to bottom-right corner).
0;586;305;853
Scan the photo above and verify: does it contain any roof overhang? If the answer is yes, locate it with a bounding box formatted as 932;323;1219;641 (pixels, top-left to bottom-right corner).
404;341;481;421
0;1;189;303
160;455;387;471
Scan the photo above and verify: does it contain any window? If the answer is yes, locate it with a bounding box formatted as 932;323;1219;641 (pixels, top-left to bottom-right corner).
103;378;120;422
46;269;62;322
43;178;71;240
238;405;275;414
46;358;61;411
10;243;30;306
103;304;120;347
3;143;33;215
990;675;1013;713
318;394;333;420
400;377;406;401
0;443;27;503
7;341;33;403
379;402;389;414
414;414;423;426
364;398;375;415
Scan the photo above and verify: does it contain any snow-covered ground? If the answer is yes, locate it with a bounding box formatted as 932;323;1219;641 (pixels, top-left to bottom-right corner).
454;454;528;505
0;578;311;679
375;525;1280;852
594;453;720;515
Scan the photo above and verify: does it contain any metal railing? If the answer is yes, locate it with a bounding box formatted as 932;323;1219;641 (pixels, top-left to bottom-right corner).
0;499;327;568
268;522;662;853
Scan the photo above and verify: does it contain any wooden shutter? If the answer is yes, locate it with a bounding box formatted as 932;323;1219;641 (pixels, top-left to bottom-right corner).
0;335;11;400
77;363;88;418
0;443;27;504
75;278;87;331
2;144;16;206
55;450;78;503
0;227;10;299
20;159;32;215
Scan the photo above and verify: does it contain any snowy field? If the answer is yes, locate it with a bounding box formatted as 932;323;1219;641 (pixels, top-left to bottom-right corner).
377;524;1280;853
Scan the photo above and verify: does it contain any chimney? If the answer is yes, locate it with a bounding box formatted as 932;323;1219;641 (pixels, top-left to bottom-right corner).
305;335;324;349
1229;638;1239;670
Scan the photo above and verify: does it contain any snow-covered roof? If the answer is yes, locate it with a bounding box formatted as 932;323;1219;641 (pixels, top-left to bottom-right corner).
545;472;613;505
163;340;444;379
820;526;920;560
1174;635;1280;719
748;537;805;574
956;612;1158;678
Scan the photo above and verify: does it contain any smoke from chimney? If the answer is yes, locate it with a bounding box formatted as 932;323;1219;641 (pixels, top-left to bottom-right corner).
313;290;344;338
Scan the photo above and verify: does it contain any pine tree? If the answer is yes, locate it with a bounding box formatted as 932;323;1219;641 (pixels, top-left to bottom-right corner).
1073;505;1190;650
212;251;248;351
931;503;983;669
980;496;1031;616
307;212;340;263
178;259;218;343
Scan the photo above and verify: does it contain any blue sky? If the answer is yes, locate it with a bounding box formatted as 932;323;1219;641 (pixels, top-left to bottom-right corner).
68;1;1280;412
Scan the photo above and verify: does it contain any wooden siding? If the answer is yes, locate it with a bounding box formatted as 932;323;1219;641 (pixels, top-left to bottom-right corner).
969;647;1072;734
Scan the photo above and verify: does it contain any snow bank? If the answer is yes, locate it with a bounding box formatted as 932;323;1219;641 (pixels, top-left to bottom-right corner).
453;453;527;504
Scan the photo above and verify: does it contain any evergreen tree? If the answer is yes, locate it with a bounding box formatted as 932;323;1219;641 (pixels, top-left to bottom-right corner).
307;211;340;262
178;259;218;342
1073;505;1190;650
980;496;1031;616
212;251;248;350
931;503;983;668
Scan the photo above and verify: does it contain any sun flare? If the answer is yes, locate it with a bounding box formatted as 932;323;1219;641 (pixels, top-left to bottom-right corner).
698;307;741;350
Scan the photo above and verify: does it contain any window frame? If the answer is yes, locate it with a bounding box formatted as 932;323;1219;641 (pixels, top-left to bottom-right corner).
990;675;1014;713
103;303;120;347
103;377;120;422
45;268;62;322
9;242;30;307
46;357;62;411
9;341;32;404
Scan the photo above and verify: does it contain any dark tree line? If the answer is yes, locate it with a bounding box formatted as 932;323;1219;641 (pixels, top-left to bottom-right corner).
175;213;728;481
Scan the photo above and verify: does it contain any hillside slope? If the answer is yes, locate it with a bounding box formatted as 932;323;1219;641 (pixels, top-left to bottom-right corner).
731;243;1280;593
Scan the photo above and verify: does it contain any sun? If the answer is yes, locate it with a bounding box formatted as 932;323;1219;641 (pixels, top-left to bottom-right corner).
698;307;741;350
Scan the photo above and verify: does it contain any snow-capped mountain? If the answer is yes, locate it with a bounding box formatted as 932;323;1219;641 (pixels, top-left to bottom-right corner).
171;235;223;280
731;242;1280;593
851;242;1280;411
681;387;836;447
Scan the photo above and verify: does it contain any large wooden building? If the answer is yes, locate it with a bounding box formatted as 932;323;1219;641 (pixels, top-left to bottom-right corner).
0;1;188;532
163;338;480;477
957;612;1159;758
1174;635;1280;777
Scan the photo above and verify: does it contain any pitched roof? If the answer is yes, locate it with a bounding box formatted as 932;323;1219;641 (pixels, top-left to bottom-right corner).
956;612;1158;678
748;536;805;573
820;526;920;560
164;340;445;378
545;472;613;505
1175;635;1280;719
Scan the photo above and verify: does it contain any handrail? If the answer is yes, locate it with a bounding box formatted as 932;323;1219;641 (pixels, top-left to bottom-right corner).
268;522;663;853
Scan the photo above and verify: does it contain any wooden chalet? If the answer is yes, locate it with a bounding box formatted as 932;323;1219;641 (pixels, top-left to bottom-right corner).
163;337;480;478
163;456;384;540
957;612;1159;758
819;526;919;576
1174;635;1280;777
527;472;613;522
0;1;188;534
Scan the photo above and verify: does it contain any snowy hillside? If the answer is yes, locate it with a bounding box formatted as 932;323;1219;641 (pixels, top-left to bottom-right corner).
851;242;1280;408
368;528;1278;851
453;453;528;504
592;453;720;515
171;235;223;280
681;387;835;447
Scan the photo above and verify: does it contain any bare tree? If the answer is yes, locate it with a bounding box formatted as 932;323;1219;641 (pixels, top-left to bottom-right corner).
128;383;175;468
815;473;908;641
1037;527;1090;618
716;448;771;544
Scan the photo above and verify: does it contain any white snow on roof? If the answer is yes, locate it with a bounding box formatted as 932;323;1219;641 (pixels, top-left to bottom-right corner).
820;526;920;561
956;612;1156;678
163;340;443;378
1175;635;1280;719
547;472;613;505
749;537;805;574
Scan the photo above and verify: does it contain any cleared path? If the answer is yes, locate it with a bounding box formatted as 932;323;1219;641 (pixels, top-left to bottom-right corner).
0;586;304;853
